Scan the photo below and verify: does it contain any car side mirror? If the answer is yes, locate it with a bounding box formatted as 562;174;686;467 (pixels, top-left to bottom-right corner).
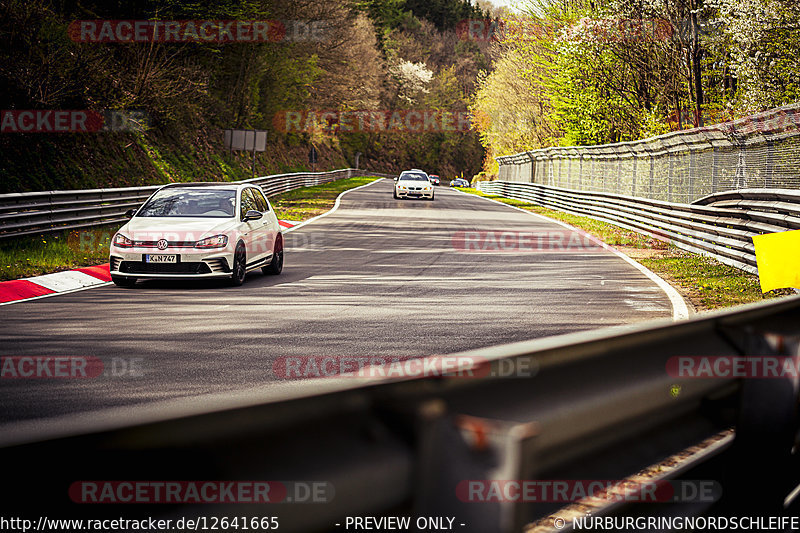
124;208;137;218
243;210;263;221
394;177;399;181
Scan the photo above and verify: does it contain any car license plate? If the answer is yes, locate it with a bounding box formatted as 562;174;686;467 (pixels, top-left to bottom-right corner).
145;254;177;263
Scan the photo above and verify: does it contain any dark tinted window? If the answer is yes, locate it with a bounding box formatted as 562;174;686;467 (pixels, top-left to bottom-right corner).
399;172;429;181
137;189;236;218
240;188;258;220
251;188;269;211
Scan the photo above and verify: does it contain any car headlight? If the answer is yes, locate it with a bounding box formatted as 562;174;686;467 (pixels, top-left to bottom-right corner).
399;186;407;190
195;235;228;249
113;233;134;248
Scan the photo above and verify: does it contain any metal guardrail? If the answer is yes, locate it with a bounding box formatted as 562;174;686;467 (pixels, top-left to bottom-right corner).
2;296;799;531
495;103;800;204
0;169;390;240
476;181;800;274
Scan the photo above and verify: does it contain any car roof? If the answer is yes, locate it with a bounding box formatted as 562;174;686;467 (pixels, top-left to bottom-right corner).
159;182;250;189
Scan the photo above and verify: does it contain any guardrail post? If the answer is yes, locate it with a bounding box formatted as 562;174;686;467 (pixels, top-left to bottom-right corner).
725;329;800;513
414;403;538;533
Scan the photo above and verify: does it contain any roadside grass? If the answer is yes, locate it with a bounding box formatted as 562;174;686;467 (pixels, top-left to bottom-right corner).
0;227;117;281
0;176;382;281
458;187;792;311
270;176;380;221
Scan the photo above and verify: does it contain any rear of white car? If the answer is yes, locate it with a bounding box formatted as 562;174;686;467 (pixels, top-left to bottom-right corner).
109;183;283;287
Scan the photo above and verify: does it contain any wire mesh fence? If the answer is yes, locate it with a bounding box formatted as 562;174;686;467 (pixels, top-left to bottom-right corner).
496;103;800;204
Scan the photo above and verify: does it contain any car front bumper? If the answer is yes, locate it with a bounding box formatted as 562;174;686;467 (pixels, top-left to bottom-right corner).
109;248;234;279
396;189;434;199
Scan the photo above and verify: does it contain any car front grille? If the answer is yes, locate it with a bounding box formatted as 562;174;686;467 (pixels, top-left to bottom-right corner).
119;261;211;274
134;240;195;248
110;256;122;271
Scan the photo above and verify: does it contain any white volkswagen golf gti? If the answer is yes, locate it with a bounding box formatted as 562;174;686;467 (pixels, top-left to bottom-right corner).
109;182;283;287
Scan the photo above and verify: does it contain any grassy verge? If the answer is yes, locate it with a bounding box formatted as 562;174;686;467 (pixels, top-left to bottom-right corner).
0;176;381;281
458;187;792;311
270;176;379;221
0;227;117;281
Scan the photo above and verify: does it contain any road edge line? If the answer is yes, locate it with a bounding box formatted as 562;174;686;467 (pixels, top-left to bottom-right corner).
282;177;384;234
0;178;384;306
455;188;691;320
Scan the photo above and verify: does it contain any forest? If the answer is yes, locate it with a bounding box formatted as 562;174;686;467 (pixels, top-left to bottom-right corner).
1;0;798;190
471;0;800;175
0;0;497;191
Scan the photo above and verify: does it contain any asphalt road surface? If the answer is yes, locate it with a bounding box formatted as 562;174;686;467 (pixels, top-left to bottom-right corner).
0;179;677;425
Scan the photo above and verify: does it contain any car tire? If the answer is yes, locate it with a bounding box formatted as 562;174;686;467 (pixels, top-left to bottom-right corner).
393;190;398;199
111;275;136;288
263;235;283;275
229;242;247;286
428;194;435;201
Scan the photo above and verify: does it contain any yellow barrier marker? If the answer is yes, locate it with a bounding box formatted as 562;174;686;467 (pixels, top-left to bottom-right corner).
752;229;800;293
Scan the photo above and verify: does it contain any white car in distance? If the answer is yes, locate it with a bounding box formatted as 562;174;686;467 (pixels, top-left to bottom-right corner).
109;183;283;287
393;170;435;200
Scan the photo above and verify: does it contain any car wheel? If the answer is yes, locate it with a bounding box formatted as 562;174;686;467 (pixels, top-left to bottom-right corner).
263;235;283;275
393;190;398;199
428;194;435;201
229;242;247;286
111;275;136;288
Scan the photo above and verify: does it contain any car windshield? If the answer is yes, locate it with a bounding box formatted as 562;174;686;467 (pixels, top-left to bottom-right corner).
399;174;429;181
137;188;237;218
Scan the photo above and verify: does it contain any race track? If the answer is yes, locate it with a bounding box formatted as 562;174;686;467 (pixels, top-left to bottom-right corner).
0;179;678;424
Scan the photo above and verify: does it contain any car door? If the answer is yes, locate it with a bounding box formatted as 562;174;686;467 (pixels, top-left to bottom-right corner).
250;187;277;261
239;188;266;263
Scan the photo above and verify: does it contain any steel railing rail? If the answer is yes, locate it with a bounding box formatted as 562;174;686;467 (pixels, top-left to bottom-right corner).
0;169;393;240
494;103;800;204
3;295;800;531
476;181;800;274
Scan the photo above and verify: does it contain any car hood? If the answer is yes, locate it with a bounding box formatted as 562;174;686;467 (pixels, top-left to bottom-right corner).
119;217;236;242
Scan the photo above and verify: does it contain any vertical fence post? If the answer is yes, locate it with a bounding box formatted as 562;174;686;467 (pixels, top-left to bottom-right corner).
668;152;673;203
689;148;696;203
711;146;719;193
765;139;775;188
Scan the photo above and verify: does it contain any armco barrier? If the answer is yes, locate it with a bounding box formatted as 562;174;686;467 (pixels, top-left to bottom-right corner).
2;295;799;530
495;103;800;204
0;168;391;239
476;180;800;274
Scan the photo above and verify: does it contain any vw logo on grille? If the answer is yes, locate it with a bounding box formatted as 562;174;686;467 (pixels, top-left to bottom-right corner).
156;239;168;250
